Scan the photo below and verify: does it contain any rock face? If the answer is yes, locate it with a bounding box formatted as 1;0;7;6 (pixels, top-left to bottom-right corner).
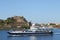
0;16;30;30
12;16;28;26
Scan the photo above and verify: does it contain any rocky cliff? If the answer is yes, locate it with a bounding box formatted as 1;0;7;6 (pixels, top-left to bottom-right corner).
0;16;31;30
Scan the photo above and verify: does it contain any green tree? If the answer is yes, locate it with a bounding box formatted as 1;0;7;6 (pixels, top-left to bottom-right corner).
5;17;15;25
0;20;5;26
21;24;29;29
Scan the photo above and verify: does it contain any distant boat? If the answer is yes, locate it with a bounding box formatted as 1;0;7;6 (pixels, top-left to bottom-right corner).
7;24;53;35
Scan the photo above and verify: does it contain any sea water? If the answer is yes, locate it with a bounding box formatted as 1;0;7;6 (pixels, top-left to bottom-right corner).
0;28;60;40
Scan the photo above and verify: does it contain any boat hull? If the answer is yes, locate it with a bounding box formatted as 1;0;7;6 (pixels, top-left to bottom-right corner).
8;32;53;35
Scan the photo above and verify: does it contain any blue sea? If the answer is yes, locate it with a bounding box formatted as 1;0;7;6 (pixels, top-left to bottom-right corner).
0;28;60;40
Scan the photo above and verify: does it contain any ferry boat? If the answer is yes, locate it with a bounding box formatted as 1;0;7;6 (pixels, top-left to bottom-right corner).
8;24;53;35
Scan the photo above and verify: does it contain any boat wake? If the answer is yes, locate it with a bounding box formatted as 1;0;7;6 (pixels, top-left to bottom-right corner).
54;33;60;35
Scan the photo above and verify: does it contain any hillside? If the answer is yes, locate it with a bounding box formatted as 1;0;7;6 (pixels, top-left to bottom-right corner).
0;16;32;30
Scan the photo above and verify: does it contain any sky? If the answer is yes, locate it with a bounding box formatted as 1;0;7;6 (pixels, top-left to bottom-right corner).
0;0;60;23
